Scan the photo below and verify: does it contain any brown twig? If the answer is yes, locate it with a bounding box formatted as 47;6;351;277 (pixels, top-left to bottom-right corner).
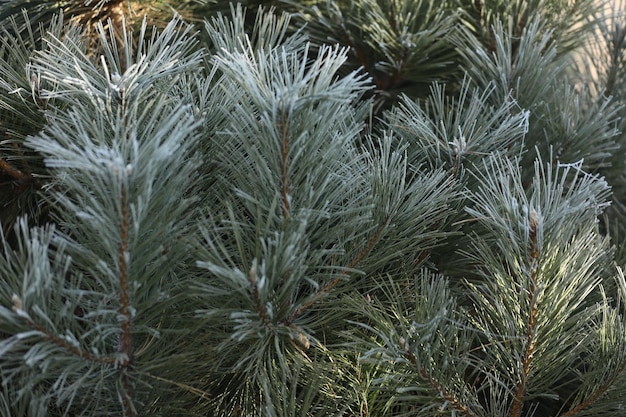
249;264;270;324
11;295;114;365
0;158;33;184
403;348;479;417
558;357;626;417
509;209;541;417
32;319;113;364
285;217;390;324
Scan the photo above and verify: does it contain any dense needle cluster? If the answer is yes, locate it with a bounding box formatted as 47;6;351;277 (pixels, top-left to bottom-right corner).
1;1;626;416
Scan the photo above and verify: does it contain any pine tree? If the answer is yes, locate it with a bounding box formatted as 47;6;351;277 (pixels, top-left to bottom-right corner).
1;1;626;416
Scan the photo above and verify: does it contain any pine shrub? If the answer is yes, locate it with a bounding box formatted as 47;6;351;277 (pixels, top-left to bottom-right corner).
1;1;626;416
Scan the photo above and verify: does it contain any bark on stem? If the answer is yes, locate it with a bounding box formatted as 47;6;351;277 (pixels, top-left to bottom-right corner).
509;209;541;417
286;217;389;323
403;349;479;417
0;158;32;183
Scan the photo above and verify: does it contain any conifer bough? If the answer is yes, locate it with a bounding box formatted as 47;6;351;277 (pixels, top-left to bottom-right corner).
0;1;626;416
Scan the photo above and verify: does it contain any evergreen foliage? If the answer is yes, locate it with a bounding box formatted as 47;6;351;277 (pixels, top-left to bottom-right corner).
0;1;626;416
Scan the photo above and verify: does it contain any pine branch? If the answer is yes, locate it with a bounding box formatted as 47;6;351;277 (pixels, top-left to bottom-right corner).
509;208;540;417
402;348;480;417
1;3;625;415
355;272;483;417
248;263;270;325
0;12;206;415
116;179;135;416
137;370;213;401
285;216;390;324
558;356;626;417
10;295;113;365
117;181;132;367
